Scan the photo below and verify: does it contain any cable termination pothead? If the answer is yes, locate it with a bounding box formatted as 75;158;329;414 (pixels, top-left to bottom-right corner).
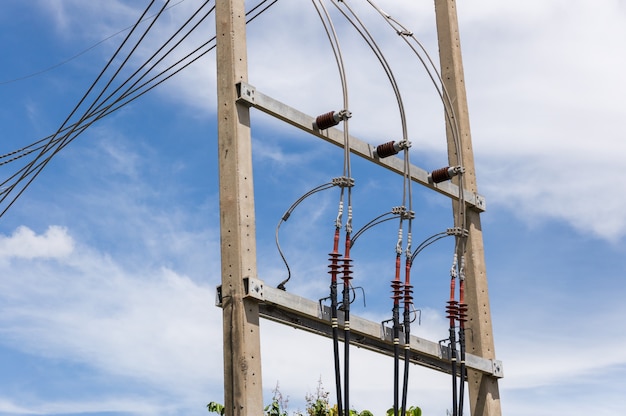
374;140;411;159
428;166;465;184
332;176;355;188
314;109;352;130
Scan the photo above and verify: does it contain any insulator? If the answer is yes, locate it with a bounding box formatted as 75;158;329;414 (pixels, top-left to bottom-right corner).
428;166;453;184
428;165;465;184
374;141;402;158
315;111;340;130
446;300;459;320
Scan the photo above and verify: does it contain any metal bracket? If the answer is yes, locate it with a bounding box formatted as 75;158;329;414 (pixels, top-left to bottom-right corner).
474;193;487;211
237;82;256;107
492;359;504;377
215;285;223;307
215;276;265;306
243;277;265;301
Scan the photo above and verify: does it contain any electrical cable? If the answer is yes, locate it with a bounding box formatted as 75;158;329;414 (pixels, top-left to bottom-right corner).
457;256;468;416
447;254;459;416
311;1;354;414
361;5;474;413
401;255;412;416
391;252;402;416
329;4;418;413
328;227;344;416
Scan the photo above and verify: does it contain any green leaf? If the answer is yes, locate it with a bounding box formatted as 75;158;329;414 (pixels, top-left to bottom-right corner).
207;402;225;415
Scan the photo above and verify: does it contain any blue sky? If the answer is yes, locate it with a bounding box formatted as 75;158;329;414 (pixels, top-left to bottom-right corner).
1;1;625;415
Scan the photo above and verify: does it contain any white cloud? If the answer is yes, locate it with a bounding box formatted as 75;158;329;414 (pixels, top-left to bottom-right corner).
459;1;626;240
0;224;222;413
0;226;74;260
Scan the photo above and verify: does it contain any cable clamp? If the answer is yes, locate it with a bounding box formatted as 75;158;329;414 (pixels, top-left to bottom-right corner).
397;139;412;150
337;109;352;121
451;165;465;176
391;207;414;220
446;227;469;238
332;176;355;188
398;30;413;37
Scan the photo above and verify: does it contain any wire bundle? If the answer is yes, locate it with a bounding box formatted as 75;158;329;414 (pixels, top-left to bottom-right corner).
0;0;277;220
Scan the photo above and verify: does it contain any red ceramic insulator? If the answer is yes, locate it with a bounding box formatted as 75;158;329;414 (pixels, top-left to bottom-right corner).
375;141;399;158
429;166;453;184
315;111;339;130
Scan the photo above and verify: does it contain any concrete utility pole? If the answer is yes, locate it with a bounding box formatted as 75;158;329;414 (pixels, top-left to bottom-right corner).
434;1;502;415
214;0;502;414
215;0;264;414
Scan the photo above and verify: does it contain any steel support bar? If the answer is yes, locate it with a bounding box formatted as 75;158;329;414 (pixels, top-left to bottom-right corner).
236;82;486;212
216;278;503;379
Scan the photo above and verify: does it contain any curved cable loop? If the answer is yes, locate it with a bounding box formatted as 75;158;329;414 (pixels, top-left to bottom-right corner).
331;0;408;142
275;181;337;290
365;0;468;235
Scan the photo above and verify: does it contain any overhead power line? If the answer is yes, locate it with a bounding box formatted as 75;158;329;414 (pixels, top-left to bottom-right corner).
0;0;278;220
